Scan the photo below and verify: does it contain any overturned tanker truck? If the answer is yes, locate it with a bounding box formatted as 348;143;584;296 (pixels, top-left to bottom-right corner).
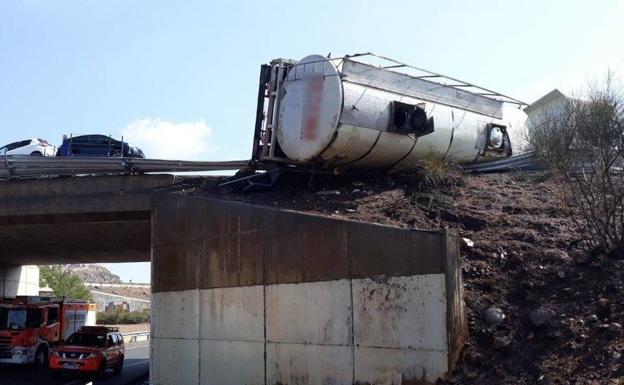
248;53;539;178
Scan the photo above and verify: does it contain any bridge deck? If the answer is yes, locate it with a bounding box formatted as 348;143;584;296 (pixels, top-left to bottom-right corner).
0;174;175;264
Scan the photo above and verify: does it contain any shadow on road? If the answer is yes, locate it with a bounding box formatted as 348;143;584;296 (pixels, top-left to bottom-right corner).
0;357;149;385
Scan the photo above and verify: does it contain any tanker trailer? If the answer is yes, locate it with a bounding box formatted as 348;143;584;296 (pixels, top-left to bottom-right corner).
250;53;531;173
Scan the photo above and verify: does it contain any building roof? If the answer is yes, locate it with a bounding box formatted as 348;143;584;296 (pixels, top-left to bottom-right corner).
523;89;569;116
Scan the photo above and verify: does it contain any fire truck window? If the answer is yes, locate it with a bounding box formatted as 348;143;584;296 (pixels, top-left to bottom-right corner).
108;334;116;346
1;308;28;330
117;333;124;345
27;309;43;328
47;307;59;325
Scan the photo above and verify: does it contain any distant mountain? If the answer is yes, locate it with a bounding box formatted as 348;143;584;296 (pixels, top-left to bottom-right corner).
58;264;122;284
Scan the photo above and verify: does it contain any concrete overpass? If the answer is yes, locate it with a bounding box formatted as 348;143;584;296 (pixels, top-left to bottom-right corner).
0;174;467;384
0;174;175;264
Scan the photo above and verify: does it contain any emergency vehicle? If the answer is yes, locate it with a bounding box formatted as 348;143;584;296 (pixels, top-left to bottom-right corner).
0;296;96;366
49;326;125;376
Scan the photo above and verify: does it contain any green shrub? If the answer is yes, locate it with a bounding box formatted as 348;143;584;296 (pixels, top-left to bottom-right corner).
404;151;463;192
97;309;150;325
39;266;92;301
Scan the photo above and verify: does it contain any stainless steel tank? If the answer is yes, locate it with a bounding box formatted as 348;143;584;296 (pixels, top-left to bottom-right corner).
275;54;529;171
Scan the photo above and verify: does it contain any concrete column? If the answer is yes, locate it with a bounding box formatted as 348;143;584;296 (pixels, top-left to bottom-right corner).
0;264;40;298
151;194;467;385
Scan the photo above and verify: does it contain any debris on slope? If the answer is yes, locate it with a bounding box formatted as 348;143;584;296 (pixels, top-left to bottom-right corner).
170;171;624;385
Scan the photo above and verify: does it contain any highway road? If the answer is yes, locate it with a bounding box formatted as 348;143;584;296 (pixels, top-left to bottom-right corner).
0;341;149;385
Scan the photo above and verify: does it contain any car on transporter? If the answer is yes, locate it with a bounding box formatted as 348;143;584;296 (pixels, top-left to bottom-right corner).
0;138;56;156
49;326;124;377
56;134;145;158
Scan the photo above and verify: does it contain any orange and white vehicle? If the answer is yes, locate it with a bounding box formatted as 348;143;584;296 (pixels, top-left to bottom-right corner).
0;296;96;366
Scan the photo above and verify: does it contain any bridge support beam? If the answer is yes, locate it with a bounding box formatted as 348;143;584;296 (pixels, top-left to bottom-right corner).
0;264;39;298
150;194;467;385
0;174;176;265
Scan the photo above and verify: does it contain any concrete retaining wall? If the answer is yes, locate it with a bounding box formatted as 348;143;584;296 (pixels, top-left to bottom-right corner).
151;194;467;385
90;290;150;312
0;264;39;297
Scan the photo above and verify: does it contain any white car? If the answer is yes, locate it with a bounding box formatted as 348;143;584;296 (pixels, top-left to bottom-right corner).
0;138;56;156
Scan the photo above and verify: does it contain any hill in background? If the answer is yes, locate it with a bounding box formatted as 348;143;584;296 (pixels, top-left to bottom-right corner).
53;264;122;284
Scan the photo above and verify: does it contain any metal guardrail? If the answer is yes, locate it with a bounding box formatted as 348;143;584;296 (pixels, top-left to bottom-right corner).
122;331;150;343
462;153;542;173
84;282;151;289
0;155;249;178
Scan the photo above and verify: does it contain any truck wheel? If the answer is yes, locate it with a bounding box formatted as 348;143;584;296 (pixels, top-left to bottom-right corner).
113;356;123;374
34;346;48;368
30;151;43;156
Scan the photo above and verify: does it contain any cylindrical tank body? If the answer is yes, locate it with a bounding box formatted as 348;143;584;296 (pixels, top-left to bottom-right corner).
276;55;529;171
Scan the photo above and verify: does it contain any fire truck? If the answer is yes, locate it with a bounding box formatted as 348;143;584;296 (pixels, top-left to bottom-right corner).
0;296;97;366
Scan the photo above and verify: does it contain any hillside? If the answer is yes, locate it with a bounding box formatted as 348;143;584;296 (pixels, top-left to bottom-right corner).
170;171;624;385
57;264;122;284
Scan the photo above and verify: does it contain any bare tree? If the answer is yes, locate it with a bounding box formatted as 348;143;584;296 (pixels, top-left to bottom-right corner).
528;75;624;257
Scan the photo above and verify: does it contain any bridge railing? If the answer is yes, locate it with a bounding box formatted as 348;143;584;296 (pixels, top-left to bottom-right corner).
0;155;248;178
122;330;150;343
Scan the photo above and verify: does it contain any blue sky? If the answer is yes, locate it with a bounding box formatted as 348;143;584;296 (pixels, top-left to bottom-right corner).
2;0;623;282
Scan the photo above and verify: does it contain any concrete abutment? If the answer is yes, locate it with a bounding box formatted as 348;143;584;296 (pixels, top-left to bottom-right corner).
150;193;467;385
0;264;39;298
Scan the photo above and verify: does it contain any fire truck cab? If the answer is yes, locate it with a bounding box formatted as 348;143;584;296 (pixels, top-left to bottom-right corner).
0;296;96;366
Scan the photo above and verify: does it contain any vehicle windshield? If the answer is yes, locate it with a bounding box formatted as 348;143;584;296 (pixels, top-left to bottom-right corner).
65;333;106;348
0;307;28;331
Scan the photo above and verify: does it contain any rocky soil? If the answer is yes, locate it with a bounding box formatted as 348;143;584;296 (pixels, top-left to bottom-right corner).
170;171;624;385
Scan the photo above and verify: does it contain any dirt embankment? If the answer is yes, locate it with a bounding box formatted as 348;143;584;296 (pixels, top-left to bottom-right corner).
170;171;624;385
90;286;150;301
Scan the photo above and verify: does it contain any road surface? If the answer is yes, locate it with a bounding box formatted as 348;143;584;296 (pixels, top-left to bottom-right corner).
0;341;149;385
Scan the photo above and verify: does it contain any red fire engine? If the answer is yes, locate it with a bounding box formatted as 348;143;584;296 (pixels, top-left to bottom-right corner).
0;296;97;365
